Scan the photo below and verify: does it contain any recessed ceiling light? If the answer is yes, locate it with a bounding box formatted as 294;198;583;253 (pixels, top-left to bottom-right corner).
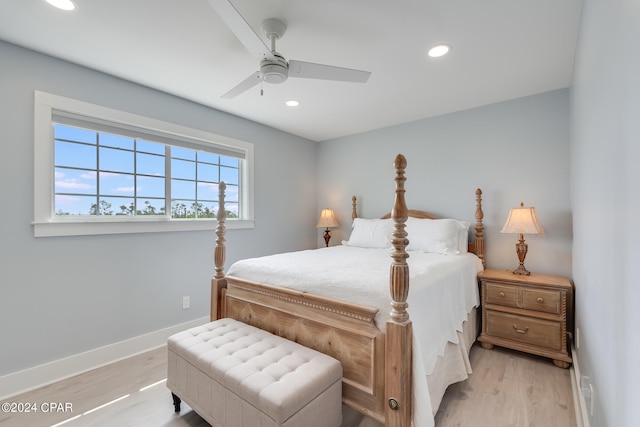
46;0;76;11
285;100;300;107
428;44;451;58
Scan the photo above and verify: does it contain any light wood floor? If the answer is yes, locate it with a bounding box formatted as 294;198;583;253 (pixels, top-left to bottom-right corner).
434;345;576;427
1;344;575;427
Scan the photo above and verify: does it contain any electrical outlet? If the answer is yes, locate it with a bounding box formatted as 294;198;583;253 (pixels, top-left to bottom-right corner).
581;375;595;416
182;296;190;310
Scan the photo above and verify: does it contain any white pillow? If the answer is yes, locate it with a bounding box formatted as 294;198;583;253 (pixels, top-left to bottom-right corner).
405;217;468;255
343;218;392;248
457;221;470;253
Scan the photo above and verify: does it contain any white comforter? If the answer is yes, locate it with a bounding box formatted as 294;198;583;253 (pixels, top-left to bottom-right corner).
226;245;483;426
226;245;483;376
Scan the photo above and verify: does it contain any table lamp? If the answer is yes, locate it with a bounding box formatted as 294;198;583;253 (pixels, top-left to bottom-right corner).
500;202;545;275
316;208;339;247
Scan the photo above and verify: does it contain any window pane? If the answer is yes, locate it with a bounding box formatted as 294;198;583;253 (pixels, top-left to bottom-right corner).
99;197;136;215
172;179;195;200
100;147;134;173
55;194;97;215
137;175;165;198
198;201;218;218
225;203;239;218
136;199;164;216
171;200;193;218
100;172;134;197
197;182;218;201
94;197;123;215
100;133;134;150
172;158;195;180
220;166;239;185
55;141;96;169
198;152;218;164
55;167;96;195
54;124;96;144
225;184;239;203
137;139;165;155
115;201;136;216
172;147;196;161
197;163;218;182
137;152;165;176
220;156;239;167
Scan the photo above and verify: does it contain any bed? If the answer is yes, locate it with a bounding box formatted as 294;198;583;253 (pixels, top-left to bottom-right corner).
210;154;486;427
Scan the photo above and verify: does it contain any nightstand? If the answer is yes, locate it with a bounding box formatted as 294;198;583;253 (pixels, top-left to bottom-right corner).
477;269;573;368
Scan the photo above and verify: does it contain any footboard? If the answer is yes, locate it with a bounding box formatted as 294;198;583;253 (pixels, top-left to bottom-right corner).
220;278;387;423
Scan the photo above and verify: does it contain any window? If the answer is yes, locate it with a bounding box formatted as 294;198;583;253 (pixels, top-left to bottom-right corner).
34;91;254;237
53;123;240;219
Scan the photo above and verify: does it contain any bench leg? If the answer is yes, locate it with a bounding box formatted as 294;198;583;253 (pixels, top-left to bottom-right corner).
171;392;181;412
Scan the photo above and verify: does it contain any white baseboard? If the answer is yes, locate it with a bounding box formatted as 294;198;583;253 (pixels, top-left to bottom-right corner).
570;345;590;427
0;316;209;400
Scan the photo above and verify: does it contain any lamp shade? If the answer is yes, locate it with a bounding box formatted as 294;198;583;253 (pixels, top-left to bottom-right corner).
500;203;545;235
316;209;339;228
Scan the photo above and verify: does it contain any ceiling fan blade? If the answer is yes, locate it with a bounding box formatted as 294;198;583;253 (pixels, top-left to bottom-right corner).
288;60;371;83
221;71;262;99
207;0;271;59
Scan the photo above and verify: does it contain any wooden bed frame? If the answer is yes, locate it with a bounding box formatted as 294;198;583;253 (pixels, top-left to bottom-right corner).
210;154;485;426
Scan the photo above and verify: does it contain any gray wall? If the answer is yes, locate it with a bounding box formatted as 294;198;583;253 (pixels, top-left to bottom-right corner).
0;41;317;376
317;89;572;278
571;0;640;425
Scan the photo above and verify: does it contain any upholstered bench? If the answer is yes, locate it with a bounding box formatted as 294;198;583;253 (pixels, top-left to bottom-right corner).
167;318;343;427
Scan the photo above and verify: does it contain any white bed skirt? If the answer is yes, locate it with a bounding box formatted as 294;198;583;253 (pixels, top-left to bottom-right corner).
427;307;478;413
342;307;478;427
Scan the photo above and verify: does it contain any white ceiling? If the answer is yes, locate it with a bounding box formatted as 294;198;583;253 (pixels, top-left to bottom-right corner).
0;0;583;142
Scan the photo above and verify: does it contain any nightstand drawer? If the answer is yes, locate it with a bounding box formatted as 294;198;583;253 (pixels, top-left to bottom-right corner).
485;311;563;351
485;282;519;307
522;288;561;314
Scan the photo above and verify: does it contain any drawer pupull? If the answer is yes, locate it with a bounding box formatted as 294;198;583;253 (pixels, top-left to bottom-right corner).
499;292;505;297
537;297;544;303
512;324;529;334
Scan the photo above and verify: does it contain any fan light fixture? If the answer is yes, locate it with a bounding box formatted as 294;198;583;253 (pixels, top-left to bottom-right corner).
428;44;451;58
208;1;372;99
46;0;76;11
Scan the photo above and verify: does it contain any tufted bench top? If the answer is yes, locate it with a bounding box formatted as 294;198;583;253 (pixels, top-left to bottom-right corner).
167;318;342;423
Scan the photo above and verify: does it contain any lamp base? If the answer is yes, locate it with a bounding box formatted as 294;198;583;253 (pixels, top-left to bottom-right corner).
512;263;531;275
512;236;531;275
322;228;331;247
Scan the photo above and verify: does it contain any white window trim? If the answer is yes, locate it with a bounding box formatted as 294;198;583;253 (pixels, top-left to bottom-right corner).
33;91;254;237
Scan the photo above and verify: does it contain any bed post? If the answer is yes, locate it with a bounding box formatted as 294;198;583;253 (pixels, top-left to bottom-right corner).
211;182;227;321
385;154;412;427
474;188;486;269
352;195;358;220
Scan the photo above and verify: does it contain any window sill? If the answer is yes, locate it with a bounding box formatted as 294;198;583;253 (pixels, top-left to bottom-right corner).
32;218;254;237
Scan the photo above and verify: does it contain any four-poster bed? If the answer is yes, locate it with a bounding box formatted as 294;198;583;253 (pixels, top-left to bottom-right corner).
210;154;485;426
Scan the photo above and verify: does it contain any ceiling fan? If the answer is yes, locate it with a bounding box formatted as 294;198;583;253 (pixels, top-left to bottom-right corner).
207;0;372;99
